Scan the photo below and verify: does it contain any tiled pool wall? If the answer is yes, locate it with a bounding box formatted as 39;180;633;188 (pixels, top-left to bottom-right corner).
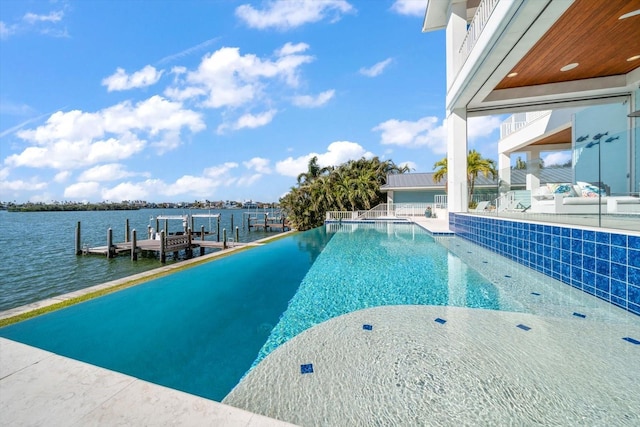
450;213;640;316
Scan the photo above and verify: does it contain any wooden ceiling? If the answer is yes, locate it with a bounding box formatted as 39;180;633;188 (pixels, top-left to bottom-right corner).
530;127;572;147
495;0;640;90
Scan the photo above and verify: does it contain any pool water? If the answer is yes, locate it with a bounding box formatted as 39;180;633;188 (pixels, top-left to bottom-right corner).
0;227;332;401
0;222;608;404
252;223;510;367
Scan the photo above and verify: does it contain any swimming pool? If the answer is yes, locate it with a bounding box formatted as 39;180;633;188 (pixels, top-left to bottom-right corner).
1;222;638;416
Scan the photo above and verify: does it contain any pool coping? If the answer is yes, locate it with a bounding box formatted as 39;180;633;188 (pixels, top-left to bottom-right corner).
0;337;297;426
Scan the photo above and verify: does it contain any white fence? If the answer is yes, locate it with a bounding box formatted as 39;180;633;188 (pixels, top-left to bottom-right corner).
326;202;447;221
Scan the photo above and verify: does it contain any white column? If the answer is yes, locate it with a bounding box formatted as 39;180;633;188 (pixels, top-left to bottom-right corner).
526;150;542;191
498;152;511;194
447;108;468;212
446;1;468;89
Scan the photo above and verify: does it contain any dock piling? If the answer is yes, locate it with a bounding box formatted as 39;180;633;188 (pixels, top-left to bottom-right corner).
200;225;205;256
107;228;114;258
75;221;81;255
125;219;130;243
131;229;137;261
223;228;227;249
235;226;239;244
160;230;166;263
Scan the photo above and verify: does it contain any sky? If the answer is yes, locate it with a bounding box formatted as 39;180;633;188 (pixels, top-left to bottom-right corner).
0;0;519;204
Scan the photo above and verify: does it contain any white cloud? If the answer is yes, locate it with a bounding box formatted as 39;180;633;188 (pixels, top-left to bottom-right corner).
235;0;354;30
23;11;64;24
7;96;204;169
54;171;71;183
78;163;139;182
373;115;502;154
0;177;48;192
276;42;310;56
244;157;272;174
275;141;373;177
390;0;427;17
373;116;446;153
1;9;67;39
400;161;417;171
292;90;335;108
543;151;572;166
359;58;393;77
64;181;101;199
234;110;277;131
101;182;149;202
236;173;263;187
468;116;503;140
166;45;314;109
163;175;220;198
102;65;164;92
0;22;12;39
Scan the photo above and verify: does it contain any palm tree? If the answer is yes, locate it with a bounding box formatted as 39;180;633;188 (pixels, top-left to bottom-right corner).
280;157;408;230
514;156;527;170
297;156;331;185
432;150;497;203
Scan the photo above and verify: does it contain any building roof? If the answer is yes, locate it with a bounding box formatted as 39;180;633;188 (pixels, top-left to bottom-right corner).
381;167;572;191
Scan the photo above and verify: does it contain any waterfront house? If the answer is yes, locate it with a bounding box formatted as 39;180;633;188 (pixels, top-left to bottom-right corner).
423;0;640;314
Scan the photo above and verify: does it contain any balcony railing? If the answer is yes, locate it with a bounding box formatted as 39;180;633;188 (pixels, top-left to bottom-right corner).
500;110;551;139
458;0;500;61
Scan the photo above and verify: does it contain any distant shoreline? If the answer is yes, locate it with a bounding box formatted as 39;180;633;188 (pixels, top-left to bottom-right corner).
6;204;140;212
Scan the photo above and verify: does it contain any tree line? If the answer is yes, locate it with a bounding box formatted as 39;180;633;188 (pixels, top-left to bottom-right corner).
279;156;409;230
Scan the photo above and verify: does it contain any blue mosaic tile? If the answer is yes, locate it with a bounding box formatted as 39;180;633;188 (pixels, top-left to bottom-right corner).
596;232;611;245
362;324;373;331
571;238;583;253
596;260;610;276
629;269;640;289
531;292;540;296
516;324;531;331
434;318;446;324
611;263;627;282
504;275;511;278
611;246;627;264
629;285;640;305
629;249;640;268
583;241;595;257
450;214;637;317
596;244;610;260
300;363;314;374
611;233;626;247
572;312;586;318
611;279;627;299
622;337;640;345
583;256;595;272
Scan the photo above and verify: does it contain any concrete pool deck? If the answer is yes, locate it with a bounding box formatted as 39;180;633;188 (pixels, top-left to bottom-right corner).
0;337;297;426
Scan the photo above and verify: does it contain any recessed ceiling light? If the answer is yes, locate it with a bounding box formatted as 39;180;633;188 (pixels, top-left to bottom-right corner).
560;63;579;72
507;72;518;78
627;55;640;62
619;9;640;20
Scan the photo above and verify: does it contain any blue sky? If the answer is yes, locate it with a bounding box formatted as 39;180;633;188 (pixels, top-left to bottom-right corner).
1;0;509;204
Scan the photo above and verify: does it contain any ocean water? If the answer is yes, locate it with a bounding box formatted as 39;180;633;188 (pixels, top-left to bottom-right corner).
0;208;279;311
